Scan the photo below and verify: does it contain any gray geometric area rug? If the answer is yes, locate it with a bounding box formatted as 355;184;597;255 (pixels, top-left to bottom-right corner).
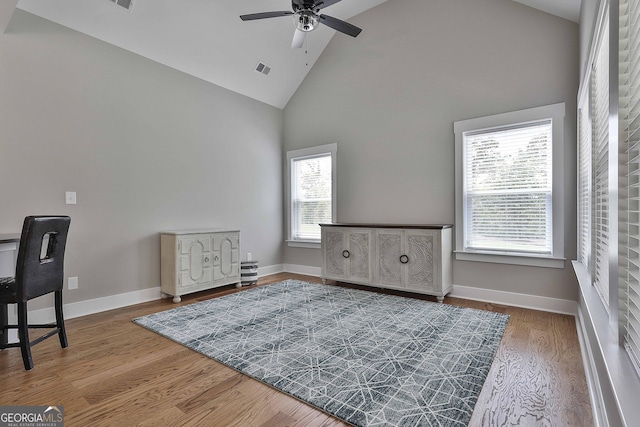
133;280;509;427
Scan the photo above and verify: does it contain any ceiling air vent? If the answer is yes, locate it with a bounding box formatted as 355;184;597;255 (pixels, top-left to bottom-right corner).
109;0;134;11
255;61;271;76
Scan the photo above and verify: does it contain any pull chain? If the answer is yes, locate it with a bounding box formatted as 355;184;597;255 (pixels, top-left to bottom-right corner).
305;34;309;67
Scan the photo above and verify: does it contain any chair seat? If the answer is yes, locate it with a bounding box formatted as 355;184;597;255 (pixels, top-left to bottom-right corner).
0;276;17;303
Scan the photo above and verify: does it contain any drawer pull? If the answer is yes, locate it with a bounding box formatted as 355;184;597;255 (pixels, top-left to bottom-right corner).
204;257;210;263
400;255;409;264
342;250;350;259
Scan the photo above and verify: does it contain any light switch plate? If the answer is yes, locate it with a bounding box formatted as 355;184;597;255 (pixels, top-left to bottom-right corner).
65;191;76;205
68;276;78;290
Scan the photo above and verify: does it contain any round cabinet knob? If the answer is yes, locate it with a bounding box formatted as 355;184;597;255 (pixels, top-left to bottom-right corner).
204;257;210;263
342;250;351;259
400;255;409;264
214;256;219;261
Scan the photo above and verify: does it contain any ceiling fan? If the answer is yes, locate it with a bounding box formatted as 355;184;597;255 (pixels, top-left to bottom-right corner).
240;0;363;49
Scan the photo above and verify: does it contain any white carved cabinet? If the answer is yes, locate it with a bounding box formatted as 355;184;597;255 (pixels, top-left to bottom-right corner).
321;224;453;302
161;229;240;303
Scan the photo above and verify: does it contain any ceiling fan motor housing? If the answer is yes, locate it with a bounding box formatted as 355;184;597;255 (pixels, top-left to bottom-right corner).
295;10;319;32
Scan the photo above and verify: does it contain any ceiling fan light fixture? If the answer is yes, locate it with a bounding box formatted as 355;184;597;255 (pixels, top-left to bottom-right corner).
295;10;319;32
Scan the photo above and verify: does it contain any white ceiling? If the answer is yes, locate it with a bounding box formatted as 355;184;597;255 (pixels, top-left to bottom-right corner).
513;0;581;22
13;0;581;110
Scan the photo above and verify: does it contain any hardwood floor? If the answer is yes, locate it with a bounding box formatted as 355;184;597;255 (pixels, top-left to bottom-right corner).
0;273;593;426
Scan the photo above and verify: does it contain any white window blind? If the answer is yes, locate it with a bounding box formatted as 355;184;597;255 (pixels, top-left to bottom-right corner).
592;12;611;308
463;121;553;254
621;0;640;372
290;153;333;241
578;96;592;268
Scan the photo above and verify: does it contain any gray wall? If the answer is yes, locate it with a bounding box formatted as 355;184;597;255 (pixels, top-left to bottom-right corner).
283;0;580;300
0;10;284;309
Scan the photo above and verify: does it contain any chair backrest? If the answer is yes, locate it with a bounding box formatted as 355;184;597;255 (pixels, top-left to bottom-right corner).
15;216;71;301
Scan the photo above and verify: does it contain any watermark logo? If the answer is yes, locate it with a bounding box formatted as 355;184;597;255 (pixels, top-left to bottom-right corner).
0;406;64;427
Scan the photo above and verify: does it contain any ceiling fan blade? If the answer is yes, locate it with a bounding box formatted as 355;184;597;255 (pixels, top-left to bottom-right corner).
240;11;294;21
318;14;362;37
291;29;307;49
312;0;343;10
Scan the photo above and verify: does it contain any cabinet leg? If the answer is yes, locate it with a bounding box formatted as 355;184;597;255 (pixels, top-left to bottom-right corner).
172;296;181;303
235;282;242;288
322;278;327;285
436;296;444;304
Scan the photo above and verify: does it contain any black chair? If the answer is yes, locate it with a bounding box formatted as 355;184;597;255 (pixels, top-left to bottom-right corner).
0;216;71;370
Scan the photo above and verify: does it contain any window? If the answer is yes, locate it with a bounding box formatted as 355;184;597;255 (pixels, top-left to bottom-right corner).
573;0;640;422
454;103;565;268
578;94;592;270
286;144;337;247
592;7;611;308
576;2;611;310
620;0;640;373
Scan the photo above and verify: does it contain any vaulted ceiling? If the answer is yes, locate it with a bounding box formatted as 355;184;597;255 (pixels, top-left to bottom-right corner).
11;0;581;109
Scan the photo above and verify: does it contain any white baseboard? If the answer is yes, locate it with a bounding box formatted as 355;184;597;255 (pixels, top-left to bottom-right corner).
258;264;284;277
279;266;576;316
4;286;163;343
25;287;163;326
450;284;577;316
4;266;575;345
280;266;577;316
283;264;322;277
7;263;286;328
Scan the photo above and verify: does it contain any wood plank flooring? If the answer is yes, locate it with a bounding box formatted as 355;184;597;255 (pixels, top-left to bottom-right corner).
0;273;593;426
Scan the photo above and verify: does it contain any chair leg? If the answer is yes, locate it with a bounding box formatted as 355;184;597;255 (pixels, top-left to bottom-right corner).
17;302;33;370
54;290;68;348
0;303;7;347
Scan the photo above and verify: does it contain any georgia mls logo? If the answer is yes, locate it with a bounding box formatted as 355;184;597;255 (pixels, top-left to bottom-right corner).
0;405;64;427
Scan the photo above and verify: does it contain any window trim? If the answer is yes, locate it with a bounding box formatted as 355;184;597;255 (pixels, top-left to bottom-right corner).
285;143;337;248
454;103;566;268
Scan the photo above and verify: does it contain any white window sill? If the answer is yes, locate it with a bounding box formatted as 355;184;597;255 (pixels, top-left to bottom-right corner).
573;260;640;426
455;250;565;268
287;240;321;249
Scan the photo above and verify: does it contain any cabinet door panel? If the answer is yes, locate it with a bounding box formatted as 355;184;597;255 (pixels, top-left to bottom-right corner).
189;243;204;281
213;234;240;280
179;236;212;288
325;229;346;279
377;230;403;287
406;233;434;290
348;230;372;282
220;238;232;276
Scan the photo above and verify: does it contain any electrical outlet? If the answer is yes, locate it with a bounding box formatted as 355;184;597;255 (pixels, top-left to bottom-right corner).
68;276;78;290
65;191;77;205
247;252;252;261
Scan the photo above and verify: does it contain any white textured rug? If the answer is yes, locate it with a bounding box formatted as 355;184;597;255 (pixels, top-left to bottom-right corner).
134;280;509;426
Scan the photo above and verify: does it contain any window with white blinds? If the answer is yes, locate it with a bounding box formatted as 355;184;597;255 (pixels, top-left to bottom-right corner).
286;144;337;244
578;95;592;268
620;0;640;373
454;103;565;267
592;10;611;308
463;121;553;254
